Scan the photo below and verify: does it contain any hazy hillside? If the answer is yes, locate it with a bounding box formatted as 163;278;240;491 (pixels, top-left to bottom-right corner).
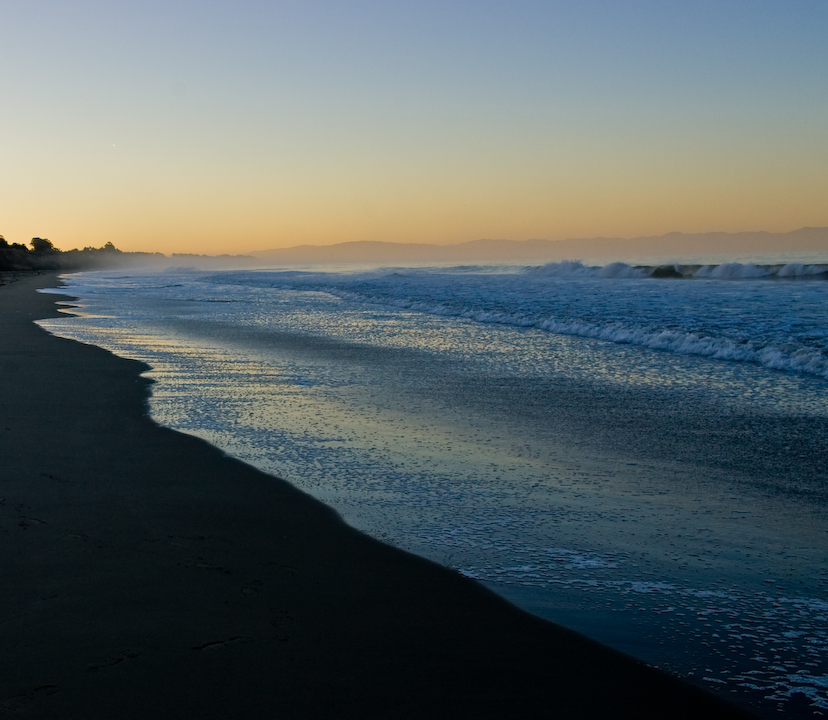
249;227;828;265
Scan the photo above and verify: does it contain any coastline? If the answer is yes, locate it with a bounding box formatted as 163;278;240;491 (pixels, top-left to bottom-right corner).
0;273;753;718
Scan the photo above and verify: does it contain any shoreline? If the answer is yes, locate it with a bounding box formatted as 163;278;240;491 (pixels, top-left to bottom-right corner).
0;273;754;718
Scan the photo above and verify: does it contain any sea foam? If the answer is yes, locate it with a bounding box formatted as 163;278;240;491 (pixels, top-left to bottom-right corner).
198;260;828;379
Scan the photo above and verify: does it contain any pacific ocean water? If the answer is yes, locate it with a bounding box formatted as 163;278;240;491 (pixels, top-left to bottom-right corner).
39;258;828;718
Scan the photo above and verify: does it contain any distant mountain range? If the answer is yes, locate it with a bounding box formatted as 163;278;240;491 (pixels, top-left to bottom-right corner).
248;227;828;265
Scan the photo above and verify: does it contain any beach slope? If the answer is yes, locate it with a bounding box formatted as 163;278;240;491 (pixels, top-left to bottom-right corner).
0;274;753;718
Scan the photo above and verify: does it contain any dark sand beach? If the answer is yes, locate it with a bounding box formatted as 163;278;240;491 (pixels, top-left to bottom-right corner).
0;273;754;718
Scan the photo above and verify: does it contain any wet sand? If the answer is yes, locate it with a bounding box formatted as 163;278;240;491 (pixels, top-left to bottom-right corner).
0;273;754;718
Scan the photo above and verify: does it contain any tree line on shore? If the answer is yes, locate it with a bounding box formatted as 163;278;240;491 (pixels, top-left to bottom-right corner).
0;236;164;272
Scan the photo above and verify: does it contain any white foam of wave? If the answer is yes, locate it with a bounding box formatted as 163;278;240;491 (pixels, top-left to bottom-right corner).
529;260;646;278
528;260;827;280
546;548;619;569
740;671;828;710
600;261;648;279
778;597;828;613
694;263;772;279
326;289;828;379
197;266;828;381
528;260;598;277
777;263;828;278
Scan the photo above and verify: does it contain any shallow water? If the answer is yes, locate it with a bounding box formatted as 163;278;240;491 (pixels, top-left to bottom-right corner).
39;263;828;717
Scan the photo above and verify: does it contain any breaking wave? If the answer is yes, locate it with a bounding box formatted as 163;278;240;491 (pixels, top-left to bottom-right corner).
202;260;828;380
325;288;828;379
526;260;828;280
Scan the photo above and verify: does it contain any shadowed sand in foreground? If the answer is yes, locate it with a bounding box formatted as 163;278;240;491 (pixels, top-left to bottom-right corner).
0;274;755;718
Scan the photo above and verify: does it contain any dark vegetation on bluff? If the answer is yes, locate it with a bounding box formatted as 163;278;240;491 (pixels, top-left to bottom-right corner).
0;236;164;272
1;236;262;272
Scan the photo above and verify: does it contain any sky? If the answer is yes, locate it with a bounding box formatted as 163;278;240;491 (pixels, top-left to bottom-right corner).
1;1;826;255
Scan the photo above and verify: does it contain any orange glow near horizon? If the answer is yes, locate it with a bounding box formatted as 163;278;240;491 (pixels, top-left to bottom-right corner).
1;4;826;256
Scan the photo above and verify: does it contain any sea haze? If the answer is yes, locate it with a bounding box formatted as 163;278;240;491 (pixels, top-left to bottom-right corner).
39;260;828;718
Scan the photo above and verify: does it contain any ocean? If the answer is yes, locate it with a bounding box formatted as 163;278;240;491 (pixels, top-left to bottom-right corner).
38;258;828;718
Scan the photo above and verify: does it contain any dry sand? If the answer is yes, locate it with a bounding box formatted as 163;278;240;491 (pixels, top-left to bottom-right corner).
0;273;754;718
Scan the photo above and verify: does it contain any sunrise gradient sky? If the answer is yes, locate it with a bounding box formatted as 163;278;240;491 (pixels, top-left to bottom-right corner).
2;1;826;255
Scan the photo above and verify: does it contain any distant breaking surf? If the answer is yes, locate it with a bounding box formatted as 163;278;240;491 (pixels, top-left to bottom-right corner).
203;261;828;379
525;260;828;280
